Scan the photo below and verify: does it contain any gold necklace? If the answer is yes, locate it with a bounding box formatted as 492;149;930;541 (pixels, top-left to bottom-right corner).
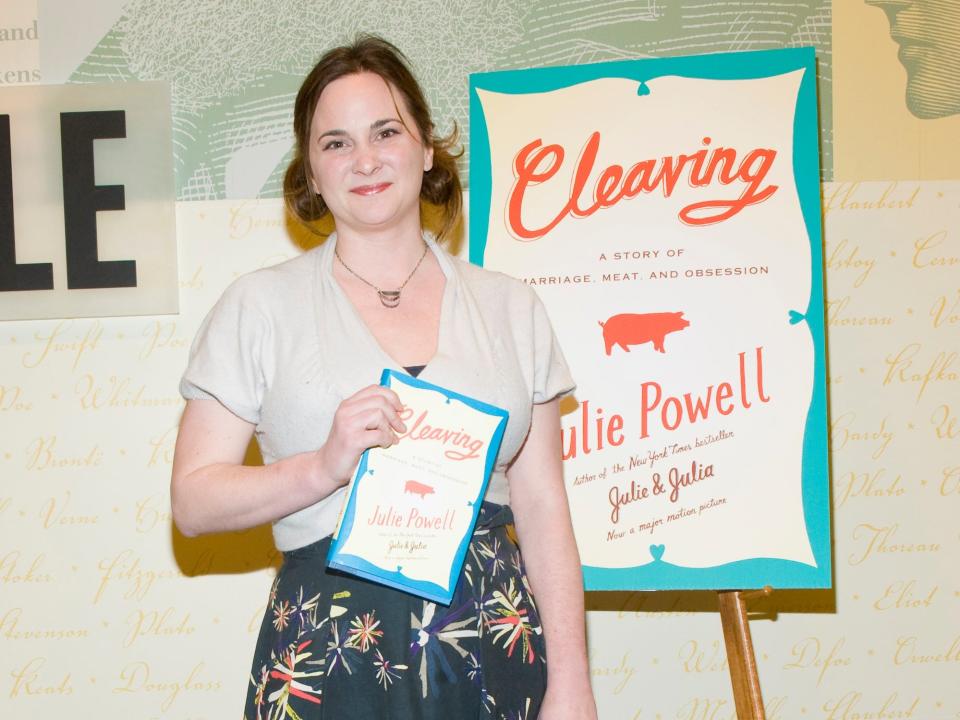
334;242;429;309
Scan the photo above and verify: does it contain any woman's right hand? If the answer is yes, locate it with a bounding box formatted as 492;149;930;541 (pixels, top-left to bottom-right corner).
313;384;407;490
171;389;407;537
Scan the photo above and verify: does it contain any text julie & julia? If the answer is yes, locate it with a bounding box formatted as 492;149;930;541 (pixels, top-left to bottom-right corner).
609;460;715;523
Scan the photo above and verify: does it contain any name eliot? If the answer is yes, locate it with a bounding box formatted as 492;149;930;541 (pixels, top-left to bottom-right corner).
367;505;456;531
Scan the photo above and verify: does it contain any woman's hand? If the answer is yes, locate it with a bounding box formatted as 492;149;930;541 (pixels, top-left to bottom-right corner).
171;387;407;537
538;682;598;720
313;384;407;489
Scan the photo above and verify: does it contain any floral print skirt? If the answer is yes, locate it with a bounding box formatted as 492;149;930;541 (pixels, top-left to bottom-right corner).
244;503;547;720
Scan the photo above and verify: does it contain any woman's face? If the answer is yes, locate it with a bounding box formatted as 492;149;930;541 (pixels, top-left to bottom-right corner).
308;72;433;235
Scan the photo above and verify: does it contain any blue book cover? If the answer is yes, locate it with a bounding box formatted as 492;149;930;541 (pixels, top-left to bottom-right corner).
327;369;509;604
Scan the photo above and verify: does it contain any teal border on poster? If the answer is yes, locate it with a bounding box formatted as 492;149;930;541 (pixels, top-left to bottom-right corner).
469;47;831;590
327;369;509;604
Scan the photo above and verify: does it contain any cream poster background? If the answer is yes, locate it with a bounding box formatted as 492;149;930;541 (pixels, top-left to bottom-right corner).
3;2;960;718
476;69;818;574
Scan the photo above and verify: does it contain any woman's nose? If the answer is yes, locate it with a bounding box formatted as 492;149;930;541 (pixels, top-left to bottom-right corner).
353;144;381;175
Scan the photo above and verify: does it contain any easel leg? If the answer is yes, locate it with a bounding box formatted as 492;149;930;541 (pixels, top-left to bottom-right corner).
718;589;770;720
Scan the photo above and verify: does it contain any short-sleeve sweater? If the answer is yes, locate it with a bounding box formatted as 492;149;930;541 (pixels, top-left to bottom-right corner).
180;233;574;551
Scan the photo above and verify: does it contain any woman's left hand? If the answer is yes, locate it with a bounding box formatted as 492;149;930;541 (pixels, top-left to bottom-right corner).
538;683;598;720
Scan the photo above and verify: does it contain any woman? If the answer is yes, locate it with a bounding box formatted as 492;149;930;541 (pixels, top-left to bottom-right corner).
172;36;596;720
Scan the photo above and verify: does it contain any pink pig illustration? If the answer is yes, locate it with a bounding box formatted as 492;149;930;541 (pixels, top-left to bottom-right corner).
404;480;435;499
598;312;690;355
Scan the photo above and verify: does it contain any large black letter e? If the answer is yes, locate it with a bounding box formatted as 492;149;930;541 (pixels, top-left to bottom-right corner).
60;111;136;289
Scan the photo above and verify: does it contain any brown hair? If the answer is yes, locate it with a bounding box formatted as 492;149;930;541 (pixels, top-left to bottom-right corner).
283;35;462;241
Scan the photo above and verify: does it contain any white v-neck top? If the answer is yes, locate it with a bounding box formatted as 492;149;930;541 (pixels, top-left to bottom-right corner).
180;233;574;551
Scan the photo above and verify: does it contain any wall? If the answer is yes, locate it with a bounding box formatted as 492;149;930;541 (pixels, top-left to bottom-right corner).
2;1;958;718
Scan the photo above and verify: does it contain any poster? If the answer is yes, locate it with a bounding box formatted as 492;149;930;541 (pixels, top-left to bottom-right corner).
0;81;177;320
470;48;830;590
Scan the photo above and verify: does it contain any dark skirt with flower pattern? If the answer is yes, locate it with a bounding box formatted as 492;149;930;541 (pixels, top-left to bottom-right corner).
244;503;547;720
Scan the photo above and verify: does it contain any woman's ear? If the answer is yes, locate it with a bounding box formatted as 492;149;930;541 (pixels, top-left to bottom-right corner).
423;144;434;173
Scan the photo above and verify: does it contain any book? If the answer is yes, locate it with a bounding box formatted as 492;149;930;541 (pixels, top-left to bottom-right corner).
327;369;509;604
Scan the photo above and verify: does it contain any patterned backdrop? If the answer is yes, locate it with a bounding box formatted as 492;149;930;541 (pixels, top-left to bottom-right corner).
2;1;958;718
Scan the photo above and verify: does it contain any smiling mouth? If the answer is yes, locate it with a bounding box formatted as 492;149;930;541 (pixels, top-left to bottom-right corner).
350;183;392;196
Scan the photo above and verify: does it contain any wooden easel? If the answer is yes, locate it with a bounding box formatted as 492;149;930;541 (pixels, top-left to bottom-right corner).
717;586;773;720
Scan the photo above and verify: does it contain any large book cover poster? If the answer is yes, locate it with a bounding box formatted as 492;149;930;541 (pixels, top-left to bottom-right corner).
470;48;831;590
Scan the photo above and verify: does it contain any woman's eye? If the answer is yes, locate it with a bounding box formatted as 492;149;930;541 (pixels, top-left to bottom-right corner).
377;127;399;140
323;140;345;151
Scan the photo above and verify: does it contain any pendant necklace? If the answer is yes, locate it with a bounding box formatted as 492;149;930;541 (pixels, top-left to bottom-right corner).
335;241;429;309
